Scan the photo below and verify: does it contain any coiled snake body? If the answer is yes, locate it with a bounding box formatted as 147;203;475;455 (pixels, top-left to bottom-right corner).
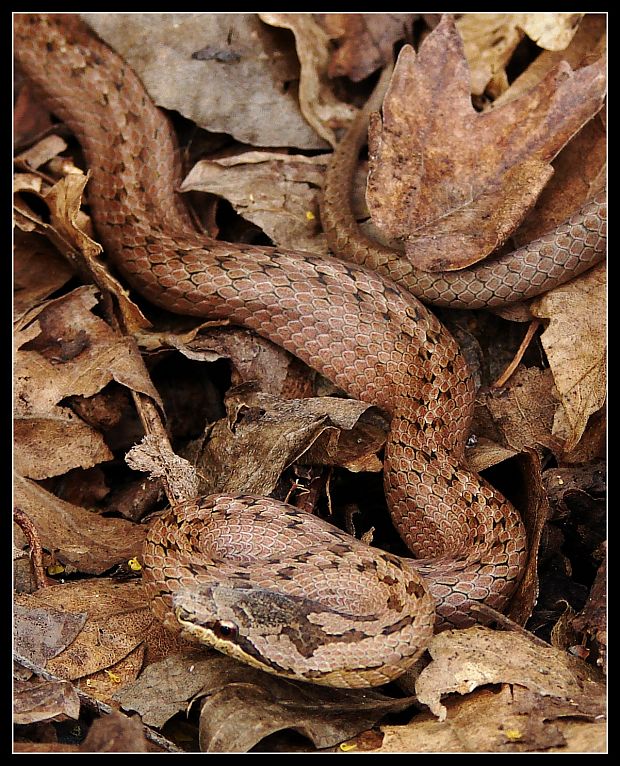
15;15;605;686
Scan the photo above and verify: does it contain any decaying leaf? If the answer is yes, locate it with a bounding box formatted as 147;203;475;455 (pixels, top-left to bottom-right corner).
14;475;147;574
189;385;383;496
83;13;325;149
415;625;605;722
379;685;605;753
13;232;74;319
473;367;560;457
259;13;356;146
14;287;161;479
366;16;605;271
116;651;416;752
14;678;81;725
531;263;606;453
319;13;417;82
14;603;87;666
180;151;329;254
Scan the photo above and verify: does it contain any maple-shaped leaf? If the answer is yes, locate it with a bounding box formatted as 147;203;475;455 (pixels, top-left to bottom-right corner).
366;14;606;272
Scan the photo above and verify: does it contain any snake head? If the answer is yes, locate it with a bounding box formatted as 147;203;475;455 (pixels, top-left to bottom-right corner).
171;582;378;683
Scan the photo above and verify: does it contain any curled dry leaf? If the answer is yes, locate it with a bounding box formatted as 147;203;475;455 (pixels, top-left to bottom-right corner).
259;13;356;147
14;287;161;479
83;13;325;149
519;13;584;51
116;651;416;753
188;385;381;496
125;434;199;506
366;15;606;271
531;263;606;454
14;475;147;574
159;325;315;400
457;13;584;98
415;625;605;722
472;367;559;457
180;151;329;254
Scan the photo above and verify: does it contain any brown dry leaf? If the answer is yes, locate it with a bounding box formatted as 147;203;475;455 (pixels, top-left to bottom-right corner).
78;711;150;753
157;325;315;400
14;475;146;574
366;16;606;271
573;552;606;674
115;651;415;752
259;13;356;147
472;367;559;457
14;170;151;332
189;385;379;496
415;625;604;722
15;580;152;685
180;151;329;254
530;263;606;453
15;133;69;170
14;232;74;319
14;678;81;725
379;685;605;753
82;13;325;149
14;287;161;479
493;14;605;109
14;603;87;666
319;13;417;82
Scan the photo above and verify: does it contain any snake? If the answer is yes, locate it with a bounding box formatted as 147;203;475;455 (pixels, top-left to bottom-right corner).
15;14;606;687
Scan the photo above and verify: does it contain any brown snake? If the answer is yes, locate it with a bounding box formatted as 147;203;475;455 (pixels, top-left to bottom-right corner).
15;15;605;687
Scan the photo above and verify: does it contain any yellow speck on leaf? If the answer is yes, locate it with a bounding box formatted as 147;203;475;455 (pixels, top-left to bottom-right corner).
340;742;357;752
105;670;121;683
128;557;142;572
47;563;65;576
305;210;315;221
504;728;523;741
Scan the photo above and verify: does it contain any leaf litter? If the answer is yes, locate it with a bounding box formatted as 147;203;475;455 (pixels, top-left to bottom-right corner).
14;12;605;754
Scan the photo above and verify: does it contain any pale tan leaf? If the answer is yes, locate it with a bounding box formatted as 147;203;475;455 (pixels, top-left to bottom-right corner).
531;263;606;453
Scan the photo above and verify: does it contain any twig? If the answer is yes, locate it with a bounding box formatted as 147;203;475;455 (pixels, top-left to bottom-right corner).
470;603;549;648
492;319;541;388
13;507;51;589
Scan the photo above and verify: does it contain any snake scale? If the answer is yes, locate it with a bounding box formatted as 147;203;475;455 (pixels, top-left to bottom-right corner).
15;15;606;687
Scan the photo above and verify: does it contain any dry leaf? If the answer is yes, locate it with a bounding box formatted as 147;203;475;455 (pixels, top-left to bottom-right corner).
320;13;417;82
14;475;146;574
519;13;584;51
473;367;559;456
14;678;81;725
15;580;152;687
180;151;329;254
14;232;74;319
415;625;605;722
531;263;606;453
456;13;527;96
190;385;379;496
380;685;605;753
14;287;162;479
83;13;325;149
259;13;356;146
116;651;416;752
366;16;606;271
14;604;87;666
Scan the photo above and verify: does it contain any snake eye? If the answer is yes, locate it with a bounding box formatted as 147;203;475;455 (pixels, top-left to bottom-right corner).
212;621;238;640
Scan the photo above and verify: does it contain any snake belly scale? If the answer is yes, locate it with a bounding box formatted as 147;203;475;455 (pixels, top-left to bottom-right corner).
14;14;603;686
